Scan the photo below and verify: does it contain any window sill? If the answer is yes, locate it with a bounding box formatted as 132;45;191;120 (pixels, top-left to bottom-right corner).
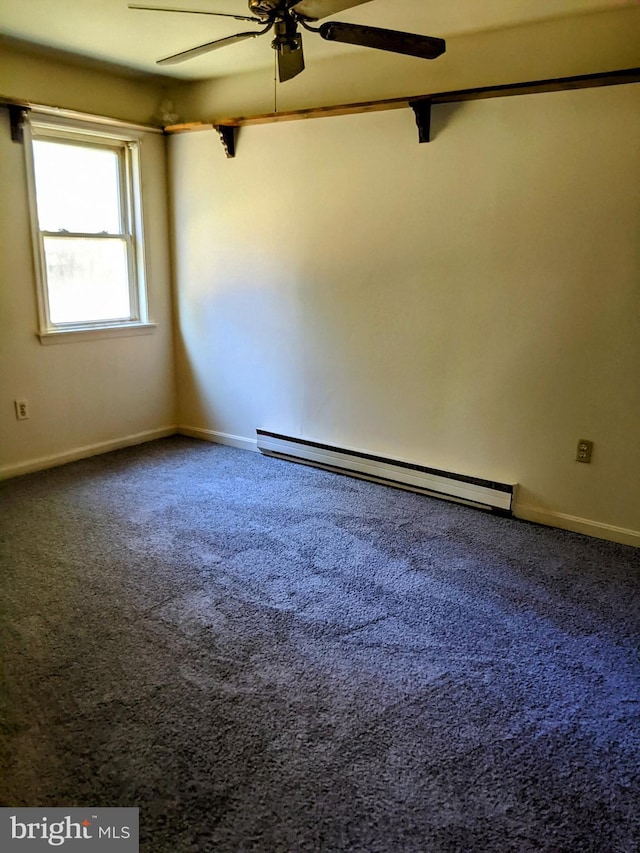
38;323;157;345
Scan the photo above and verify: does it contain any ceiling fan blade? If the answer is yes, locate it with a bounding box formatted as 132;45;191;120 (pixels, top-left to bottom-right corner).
157;27;271;65
289;0;371;20
129;4;262;22
318;21;446;60
277;34;305;82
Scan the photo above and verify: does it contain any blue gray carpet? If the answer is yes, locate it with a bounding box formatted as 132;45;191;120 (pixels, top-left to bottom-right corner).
0;436;638;851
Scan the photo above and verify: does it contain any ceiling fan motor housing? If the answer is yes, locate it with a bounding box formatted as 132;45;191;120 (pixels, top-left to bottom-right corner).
249;0;285;20
273;19;302;50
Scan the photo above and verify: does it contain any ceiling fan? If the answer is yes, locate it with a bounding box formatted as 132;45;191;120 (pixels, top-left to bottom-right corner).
129;0;446;82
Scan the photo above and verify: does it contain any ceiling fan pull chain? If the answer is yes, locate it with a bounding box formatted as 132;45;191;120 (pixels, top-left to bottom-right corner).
274;51;278;113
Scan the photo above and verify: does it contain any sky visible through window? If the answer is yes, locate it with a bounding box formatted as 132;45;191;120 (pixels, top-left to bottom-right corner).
33;140;121;233
32;140;130;323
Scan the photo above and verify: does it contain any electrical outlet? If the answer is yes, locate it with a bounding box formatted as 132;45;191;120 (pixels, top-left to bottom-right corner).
15;399;29;420
576;439;593;463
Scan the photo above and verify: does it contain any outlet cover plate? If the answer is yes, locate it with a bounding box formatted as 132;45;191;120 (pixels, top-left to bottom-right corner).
576;439;593;463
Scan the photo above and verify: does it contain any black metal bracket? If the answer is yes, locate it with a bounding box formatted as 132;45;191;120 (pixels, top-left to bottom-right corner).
216;125;237;159
9;105;29;144
409;99;432;144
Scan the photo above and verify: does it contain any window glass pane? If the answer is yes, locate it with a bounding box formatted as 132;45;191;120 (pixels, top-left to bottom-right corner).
33;140;122;234
43;237;132;324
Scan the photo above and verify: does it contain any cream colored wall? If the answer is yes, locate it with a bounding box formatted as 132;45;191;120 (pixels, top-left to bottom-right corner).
2;20;638;543
170;83;640;545
170;5;640;121
0;39;169;125
0;104;176;476
0;45;177;476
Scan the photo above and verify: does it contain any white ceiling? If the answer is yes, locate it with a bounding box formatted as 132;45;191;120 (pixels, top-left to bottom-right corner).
0;0;634;81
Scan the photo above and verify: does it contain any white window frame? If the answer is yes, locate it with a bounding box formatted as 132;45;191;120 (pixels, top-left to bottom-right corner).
23;113;154;344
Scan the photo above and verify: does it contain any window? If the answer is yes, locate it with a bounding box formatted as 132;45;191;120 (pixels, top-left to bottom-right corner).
24;115;152;342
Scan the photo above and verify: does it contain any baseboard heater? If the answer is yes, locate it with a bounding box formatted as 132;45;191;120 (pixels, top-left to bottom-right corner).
256;430;515;516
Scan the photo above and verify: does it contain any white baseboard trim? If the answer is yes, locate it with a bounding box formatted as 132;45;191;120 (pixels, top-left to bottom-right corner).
0;426;177;481
515;504;639;548
4;427;635;548
178;425;258;452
